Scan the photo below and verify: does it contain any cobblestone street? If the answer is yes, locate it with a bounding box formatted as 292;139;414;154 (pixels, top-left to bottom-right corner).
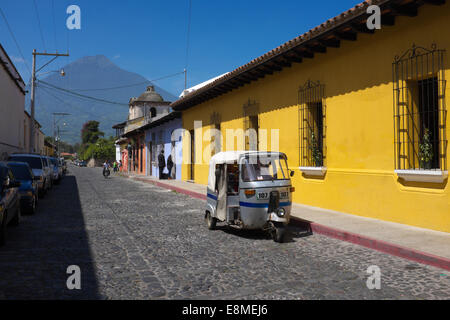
0;165;448;300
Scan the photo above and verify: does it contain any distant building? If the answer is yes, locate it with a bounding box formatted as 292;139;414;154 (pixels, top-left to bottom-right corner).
114;85;175;175
0;43;26;160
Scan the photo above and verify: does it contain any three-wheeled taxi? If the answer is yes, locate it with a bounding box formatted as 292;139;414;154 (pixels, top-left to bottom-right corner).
205;151;295;242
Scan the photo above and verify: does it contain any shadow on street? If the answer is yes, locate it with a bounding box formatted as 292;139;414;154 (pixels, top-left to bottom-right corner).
0;174;100;299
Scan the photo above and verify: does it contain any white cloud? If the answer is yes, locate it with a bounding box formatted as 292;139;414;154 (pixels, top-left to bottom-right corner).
112;54;120;60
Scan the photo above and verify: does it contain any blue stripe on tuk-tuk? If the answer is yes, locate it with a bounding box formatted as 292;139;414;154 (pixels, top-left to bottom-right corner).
207;193;218;201
239;201;292;208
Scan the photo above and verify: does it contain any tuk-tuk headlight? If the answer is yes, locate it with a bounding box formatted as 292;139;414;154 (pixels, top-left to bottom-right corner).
276;208;286;217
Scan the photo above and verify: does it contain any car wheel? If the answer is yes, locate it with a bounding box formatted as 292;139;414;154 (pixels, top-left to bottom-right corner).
0;212;7;246
10;206;21;226
205;211;217;230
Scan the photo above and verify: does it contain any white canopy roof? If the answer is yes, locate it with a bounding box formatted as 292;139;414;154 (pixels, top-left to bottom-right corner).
207;151;286;191
207;151;247;191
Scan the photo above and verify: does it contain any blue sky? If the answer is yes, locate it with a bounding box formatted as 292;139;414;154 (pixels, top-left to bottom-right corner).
1;0;360;96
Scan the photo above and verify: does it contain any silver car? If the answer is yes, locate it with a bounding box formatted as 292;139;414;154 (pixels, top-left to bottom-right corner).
7;154;50;197
49;157;62;184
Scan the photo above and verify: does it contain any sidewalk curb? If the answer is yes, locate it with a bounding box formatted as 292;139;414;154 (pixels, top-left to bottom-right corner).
125;174;450;271
289;218;450;271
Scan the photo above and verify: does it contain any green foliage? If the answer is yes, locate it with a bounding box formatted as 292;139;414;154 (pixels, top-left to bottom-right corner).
79;121;113;163
92;137;116;161
309;131;323;167
81;121;104;145
79;136;115;162
419;128;434;169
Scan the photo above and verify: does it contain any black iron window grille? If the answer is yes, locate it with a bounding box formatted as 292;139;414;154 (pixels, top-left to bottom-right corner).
243;99;259;151
299;80;326;167
393;44;447;171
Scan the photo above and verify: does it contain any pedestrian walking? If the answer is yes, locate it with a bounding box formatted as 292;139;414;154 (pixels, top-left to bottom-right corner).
167;154;173;179
158;149;166;180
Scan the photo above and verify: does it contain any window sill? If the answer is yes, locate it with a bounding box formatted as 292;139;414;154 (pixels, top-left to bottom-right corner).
299;166;327;177
395;170;448;183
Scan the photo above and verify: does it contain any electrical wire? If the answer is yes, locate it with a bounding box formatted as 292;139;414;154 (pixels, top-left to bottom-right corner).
51;0;58;52
38;80;129;106
33;0;47;52
0;6;32;78
185;0;192;71
71;71;185;92
38;85;125;123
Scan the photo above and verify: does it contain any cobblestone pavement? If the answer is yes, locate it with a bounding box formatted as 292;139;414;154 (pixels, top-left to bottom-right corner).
0;165;449;300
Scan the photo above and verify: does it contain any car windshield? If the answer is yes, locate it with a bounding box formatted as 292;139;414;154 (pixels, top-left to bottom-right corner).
50;158;58;166
8;165;32;181
241;154;289;182
8;156;42;169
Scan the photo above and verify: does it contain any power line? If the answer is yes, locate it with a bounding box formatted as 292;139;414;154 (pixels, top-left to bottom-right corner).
38;80;129;106
71;71;185;92
0;6;32;78
33;0;47;51
185;0;192;70
51;0;58;52
38;86;125;123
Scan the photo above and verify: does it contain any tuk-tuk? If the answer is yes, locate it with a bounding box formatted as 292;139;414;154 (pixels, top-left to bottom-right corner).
205;151;295;242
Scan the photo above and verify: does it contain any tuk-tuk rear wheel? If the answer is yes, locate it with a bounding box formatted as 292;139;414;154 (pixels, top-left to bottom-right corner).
205;211;217;230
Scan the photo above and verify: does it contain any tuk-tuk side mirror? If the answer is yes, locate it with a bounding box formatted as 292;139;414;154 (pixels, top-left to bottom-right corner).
290;170;295;177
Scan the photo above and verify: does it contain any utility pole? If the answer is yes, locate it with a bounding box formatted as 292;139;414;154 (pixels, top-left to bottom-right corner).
30;50;69;154
53;112;70;157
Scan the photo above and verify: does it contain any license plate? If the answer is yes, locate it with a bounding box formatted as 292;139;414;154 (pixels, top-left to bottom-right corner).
280;191;289;199
256;192;269;200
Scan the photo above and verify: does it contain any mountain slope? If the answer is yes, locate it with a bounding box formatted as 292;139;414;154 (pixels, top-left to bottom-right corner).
26;55;178;144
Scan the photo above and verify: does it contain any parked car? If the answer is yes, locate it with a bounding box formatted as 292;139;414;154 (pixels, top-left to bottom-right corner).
49;157;62;184
0;163;21;246
79;160;87;167
8;154;49;197
6;162;38;214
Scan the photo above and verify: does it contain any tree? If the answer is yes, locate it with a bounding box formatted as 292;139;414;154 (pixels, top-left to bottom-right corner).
81;121;104;145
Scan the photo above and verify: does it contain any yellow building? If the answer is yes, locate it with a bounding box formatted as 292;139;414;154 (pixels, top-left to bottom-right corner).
172;0;450;233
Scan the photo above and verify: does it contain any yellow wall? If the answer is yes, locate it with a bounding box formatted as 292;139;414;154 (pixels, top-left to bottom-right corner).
181;3;450;232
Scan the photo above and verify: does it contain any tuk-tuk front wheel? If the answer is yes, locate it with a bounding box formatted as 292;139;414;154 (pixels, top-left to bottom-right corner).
270;222;286;243
205;211;217;230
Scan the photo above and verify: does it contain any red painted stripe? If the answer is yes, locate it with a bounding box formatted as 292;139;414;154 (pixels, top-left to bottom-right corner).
291;217;450;271
127;175;450;271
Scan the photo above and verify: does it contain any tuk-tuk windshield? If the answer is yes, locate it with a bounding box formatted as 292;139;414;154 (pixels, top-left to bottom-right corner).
241;155;289;182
